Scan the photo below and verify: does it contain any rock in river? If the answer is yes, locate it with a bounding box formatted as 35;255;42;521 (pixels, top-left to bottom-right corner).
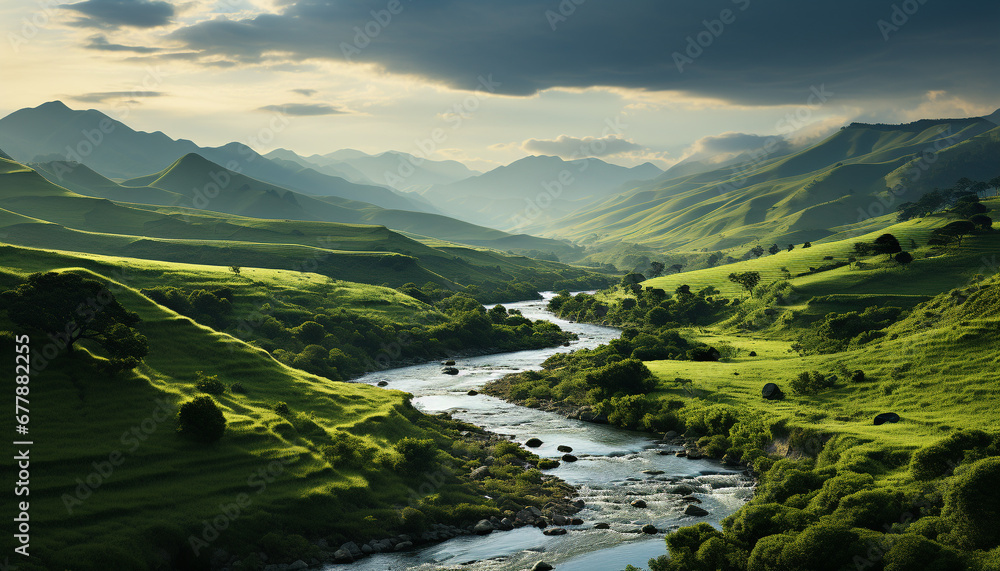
562;453;578;462
557;445;573;453
641;524;658;534
525;437;543;447
473;519;494;535
630;499;647;508
684;504;710;517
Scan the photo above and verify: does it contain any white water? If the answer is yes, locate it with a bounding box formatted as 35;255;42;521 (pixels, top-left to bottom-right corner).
324;294;753;571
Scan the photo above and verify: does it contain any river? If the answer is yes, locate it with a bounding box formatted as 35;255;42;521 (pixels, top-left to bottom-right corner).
326;293;753;570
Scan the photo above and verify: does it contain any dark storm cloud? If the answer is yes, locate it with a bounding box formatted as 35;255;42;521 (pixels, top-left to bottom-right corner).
85;35;161;53
63;0;174;29
523;135;643;158
257;103;346;115
166;0;999;105
72;91;165;103
690;132;791;156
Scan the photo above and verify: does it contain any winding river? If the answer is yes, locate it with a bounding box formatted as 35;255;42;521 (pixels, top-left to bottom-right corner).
326;294;753;571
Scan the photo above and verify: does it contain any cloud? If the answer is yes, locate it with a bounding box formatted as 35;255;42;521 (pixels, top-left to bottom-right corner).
680;132;793;165
256;103;345;116
522;135;643;158
290;88;317;97
71;91;165;103
159;0;998;105
84;34;161;53
63;0;175;29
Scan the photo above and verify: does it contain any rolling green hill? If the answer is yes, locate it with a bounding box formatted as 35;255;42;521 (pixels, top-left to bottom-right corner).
0;157;610;295
535;116;1000;253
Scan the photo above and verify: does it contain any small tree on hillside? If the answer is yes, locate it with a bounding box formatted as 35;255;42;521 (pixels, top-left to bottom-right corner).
939;220;977;246
749;245;765;258
895;251;913;266
970;214;993;231
177;396;226;442
1;272;148;371
787;244;795;252
669;263;685;274
768;244;780;255
648;261;665;278
803;242;812;248
728;271;761;296
229;265;241;276
873;234;902;258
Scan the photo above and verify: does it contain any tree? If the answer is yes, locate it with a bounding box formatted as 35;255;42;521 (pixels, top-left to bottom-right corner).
872;234;902;258
675;284;692;296
229;265;241;276
749;245;765;258
768;244;780;255
990;176;1000;196
895;251;913;266
177;396;226;442
938;220;976;246
707;252;722;267
648;262;665;278
970;214;993;231
787;244;795;252
669;263;685;274
802;242;812;248
728;271;761;296
1;272;148;371
954;201;987;218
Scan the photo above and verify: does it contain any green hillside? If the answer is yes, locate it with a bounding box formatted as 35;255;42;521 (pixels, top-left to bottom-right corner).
0;157;611;296
0;243;581;570
538;119;1000;253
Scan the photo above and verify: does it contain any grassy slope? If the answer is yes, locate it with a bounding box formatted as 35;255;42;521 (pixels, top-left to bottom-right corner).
539;120;999;252
0;247;440;568
0;158;608;291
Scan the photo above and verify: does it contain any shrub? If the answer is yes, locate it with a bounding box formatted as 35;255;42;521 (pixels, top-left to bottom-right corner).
584;358;655;398
273;401;291;415
401;507;428;533
941;456;1000;549
698;434;732;457
831;489;904;529
177;396;226;442
724;503;815;549
910;430;992;480
810;471;875;513
195;372;226;395
747;533;794;571
394;437;438;475
230;382;247;394
790;370;833;395
849;370;866;383
776;523;877;571
883;535;964;571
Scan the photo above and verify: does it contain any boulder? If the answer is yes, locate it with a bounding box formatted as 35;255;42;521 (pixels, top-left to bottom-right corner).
552;514;568;526
394;541;413;551
570;517;584;525
684;504;710;517
376;380;388;387
672;485;695;495
593;522;611;529
680;495;702;504
473;520;494;535
762;383;783;400
562;454;578;462
641;524;658;534
442;367;459;375
340;542;361;558
467;389;479;396
525;437;543;447
531;562;554;571
675;450;687;458
332;549;353;563
534;518;549;529
498;518;515;531
557;445;573;453
444;360;456;366
874;412;900;426
360;544;373;554
542;527;567;536
664;430;679;439
288;561;308;571
686;450;703;460
572;499;585;509
470;466;490;480
749;351;757;357
630;499;647;508
642;470;665;475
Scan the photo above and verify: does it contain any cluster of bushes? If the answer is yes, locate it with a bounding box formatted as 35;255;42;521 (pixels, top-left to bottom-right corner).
632;431;1000;571
897;176;998;222
142;286;234;327
798;305;906;354
144;285;573;381
789;370;836;396
548;285;730;328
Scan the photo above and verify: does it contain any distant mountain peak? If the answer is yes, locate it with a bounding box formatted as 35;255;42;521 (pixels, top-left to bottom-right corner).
0;148;12;161
37;100;71;112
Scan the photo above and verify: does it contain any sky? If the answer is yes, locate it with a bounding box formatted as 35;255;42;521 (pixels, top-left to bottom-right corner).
1;0;998;171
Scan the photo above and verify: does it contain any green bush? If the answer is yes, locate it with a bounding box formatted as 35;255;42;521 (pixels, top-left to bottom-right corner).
177;396;226;443
401;507;428;533
394;437;438;475
747;533;794;571
941;456;1000;549
775;523;879;571
723;503;815;549
810;471;875;513
910;430;992;480
831;489;904;530
584;358;655;399
883;535;964;571
273;401;291;415
195;372;226;395
790;370;834;395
